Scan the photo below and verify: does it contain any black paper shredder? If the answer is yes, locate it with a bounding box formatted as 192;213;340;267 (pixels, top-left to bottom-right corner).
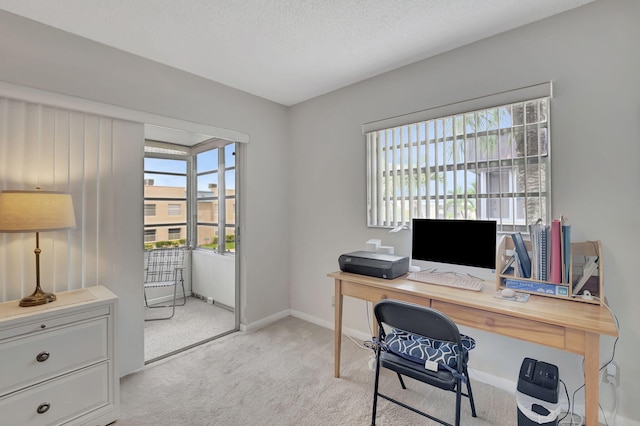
516;358;560;426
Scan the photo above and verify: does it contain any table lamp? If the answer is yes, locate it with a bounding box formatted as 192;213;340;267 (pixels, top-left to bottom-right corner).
0;188;76;307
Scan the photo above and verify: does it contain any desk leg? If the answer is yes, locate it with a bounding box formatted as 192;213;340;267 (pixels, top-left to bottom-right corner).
334;279;343;378
584;332;600;425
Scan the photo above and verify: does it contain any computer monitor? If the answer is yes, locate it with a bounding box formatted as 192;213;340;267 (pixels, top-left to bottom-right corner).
411;218;497;279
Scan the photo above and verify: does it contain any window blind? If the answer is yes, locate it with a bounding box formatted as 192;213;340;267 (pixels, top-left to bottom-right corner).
366;84;552;233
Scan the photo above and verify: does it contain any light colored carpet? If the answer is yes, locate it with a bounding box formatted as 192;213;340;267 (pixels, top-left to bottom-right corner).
121;316;516;425
144;297;235;361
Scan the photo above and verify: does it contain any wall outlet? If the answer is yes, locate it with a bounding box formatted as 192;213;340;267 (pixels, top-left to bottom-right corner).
331;295;335;307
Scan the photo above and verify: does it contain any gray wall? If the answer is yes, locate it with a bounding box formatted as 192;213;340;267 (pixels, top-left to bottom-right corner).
0;10;291;375
289;0;639;422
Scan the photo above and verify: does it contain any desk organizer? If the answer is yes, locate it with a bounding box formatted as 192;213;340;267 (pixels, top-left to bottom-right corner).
496;236;603;305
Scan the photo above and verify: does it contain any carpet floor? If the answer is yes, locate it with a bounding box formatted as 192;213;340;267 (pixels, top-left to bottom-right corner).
144;296;235;361
120;316;516;425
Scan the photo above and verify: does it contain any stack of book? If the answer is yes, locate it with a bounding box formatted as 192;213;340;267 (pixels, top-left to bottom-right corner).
499;231;602;302
511;217;572;284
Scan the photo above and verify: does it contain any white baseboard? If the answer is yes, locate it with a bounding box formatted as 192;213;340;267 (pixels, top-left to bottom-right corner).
241;309;292;332
466;367;516;394
144;292;190;307
291;309;372;341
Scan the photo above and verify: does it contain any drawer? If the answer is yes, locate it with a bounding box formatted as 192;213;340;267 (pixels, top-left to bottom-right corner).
0;306;110;341
432;300;566;349
341;281;431;306
0;362;110;426
0;318;108;396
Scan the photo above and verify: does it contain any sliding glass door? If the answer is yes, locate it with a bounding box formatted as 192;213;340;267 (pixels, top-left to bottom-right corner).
143;139;239;362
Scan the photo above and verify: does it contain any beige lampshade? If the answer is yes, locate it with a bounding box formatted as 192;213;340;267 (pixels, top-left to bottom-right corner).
0;190;76;232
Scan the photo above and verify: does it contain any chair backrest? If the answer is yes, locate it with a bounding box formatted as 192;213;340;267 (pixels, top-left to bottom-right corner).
144;247;185;284
374;299;462;347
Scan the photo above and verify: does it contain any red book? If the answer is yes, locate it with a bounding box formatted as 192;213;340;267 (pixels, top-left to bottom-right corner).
550;219;562;283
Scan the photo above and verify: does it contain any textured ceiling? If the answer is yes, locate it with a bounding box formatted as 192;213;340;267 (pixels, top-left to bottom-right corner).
0;0;595;106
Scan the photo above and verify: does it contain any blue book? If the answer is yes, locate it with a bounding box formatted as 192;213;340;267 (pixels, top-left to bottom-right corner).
562;223;571;283
511;232;532;279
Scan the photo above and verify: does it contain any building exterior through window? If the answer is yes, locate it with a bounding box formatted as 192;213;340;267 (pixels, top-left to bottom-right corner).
144;141;236;253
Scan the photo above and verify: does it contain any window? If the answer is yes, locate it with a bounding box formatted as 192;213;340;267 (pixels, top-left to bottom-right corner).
366;93;550;233
168;203;181;216
144;229;156;243
144;204;156;216
196;143;236;253
168;228;181;240
144;140;236;254
144;152;188;248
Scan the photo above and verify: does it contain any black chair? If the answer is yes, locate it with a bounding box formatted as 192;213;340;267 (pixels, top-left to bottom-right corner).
372;299;477;426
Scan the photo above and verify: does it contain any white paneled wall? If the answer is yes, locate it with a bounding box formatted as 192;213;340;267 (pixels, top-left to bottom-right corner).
0;96;143;302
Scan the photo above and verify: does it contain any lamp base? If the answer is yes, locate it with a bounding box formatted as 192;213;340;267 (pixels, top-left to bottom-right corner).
19;288;57;307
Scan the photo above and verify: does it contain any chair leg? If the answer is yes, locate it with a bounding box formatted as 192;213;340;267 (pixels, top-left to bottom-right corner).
396;372;407;390
464;366;477;417
144;284;178;321
176;280;187;306
371;346;382;426
455;378;462;426
174;272;187;306
171;281;177;314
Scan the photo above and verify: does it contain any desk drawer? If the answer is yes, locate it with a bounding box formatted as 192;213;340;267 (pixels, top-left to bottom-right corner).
0;318;108;396
341;281;431;306
0;363;109;426
432;300;566;349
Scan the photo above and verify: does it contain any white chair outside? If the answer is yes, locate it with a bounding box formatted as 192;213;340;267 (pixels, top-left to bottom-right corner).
144;247;186;321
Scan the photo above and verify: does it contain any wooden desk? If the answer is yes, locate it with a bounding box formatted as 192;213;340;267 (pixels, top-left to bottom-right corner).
329;271;618;425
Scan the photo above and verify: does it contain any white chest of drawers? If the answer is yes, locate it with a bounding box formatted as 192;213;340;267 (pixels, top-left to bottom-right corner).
0;286;119;425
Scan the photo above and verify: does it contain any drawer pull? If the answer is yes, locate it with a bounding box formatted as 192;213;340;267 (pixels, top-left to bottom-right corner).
37;403;51;414
40;324;46;329
36;351;50;362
